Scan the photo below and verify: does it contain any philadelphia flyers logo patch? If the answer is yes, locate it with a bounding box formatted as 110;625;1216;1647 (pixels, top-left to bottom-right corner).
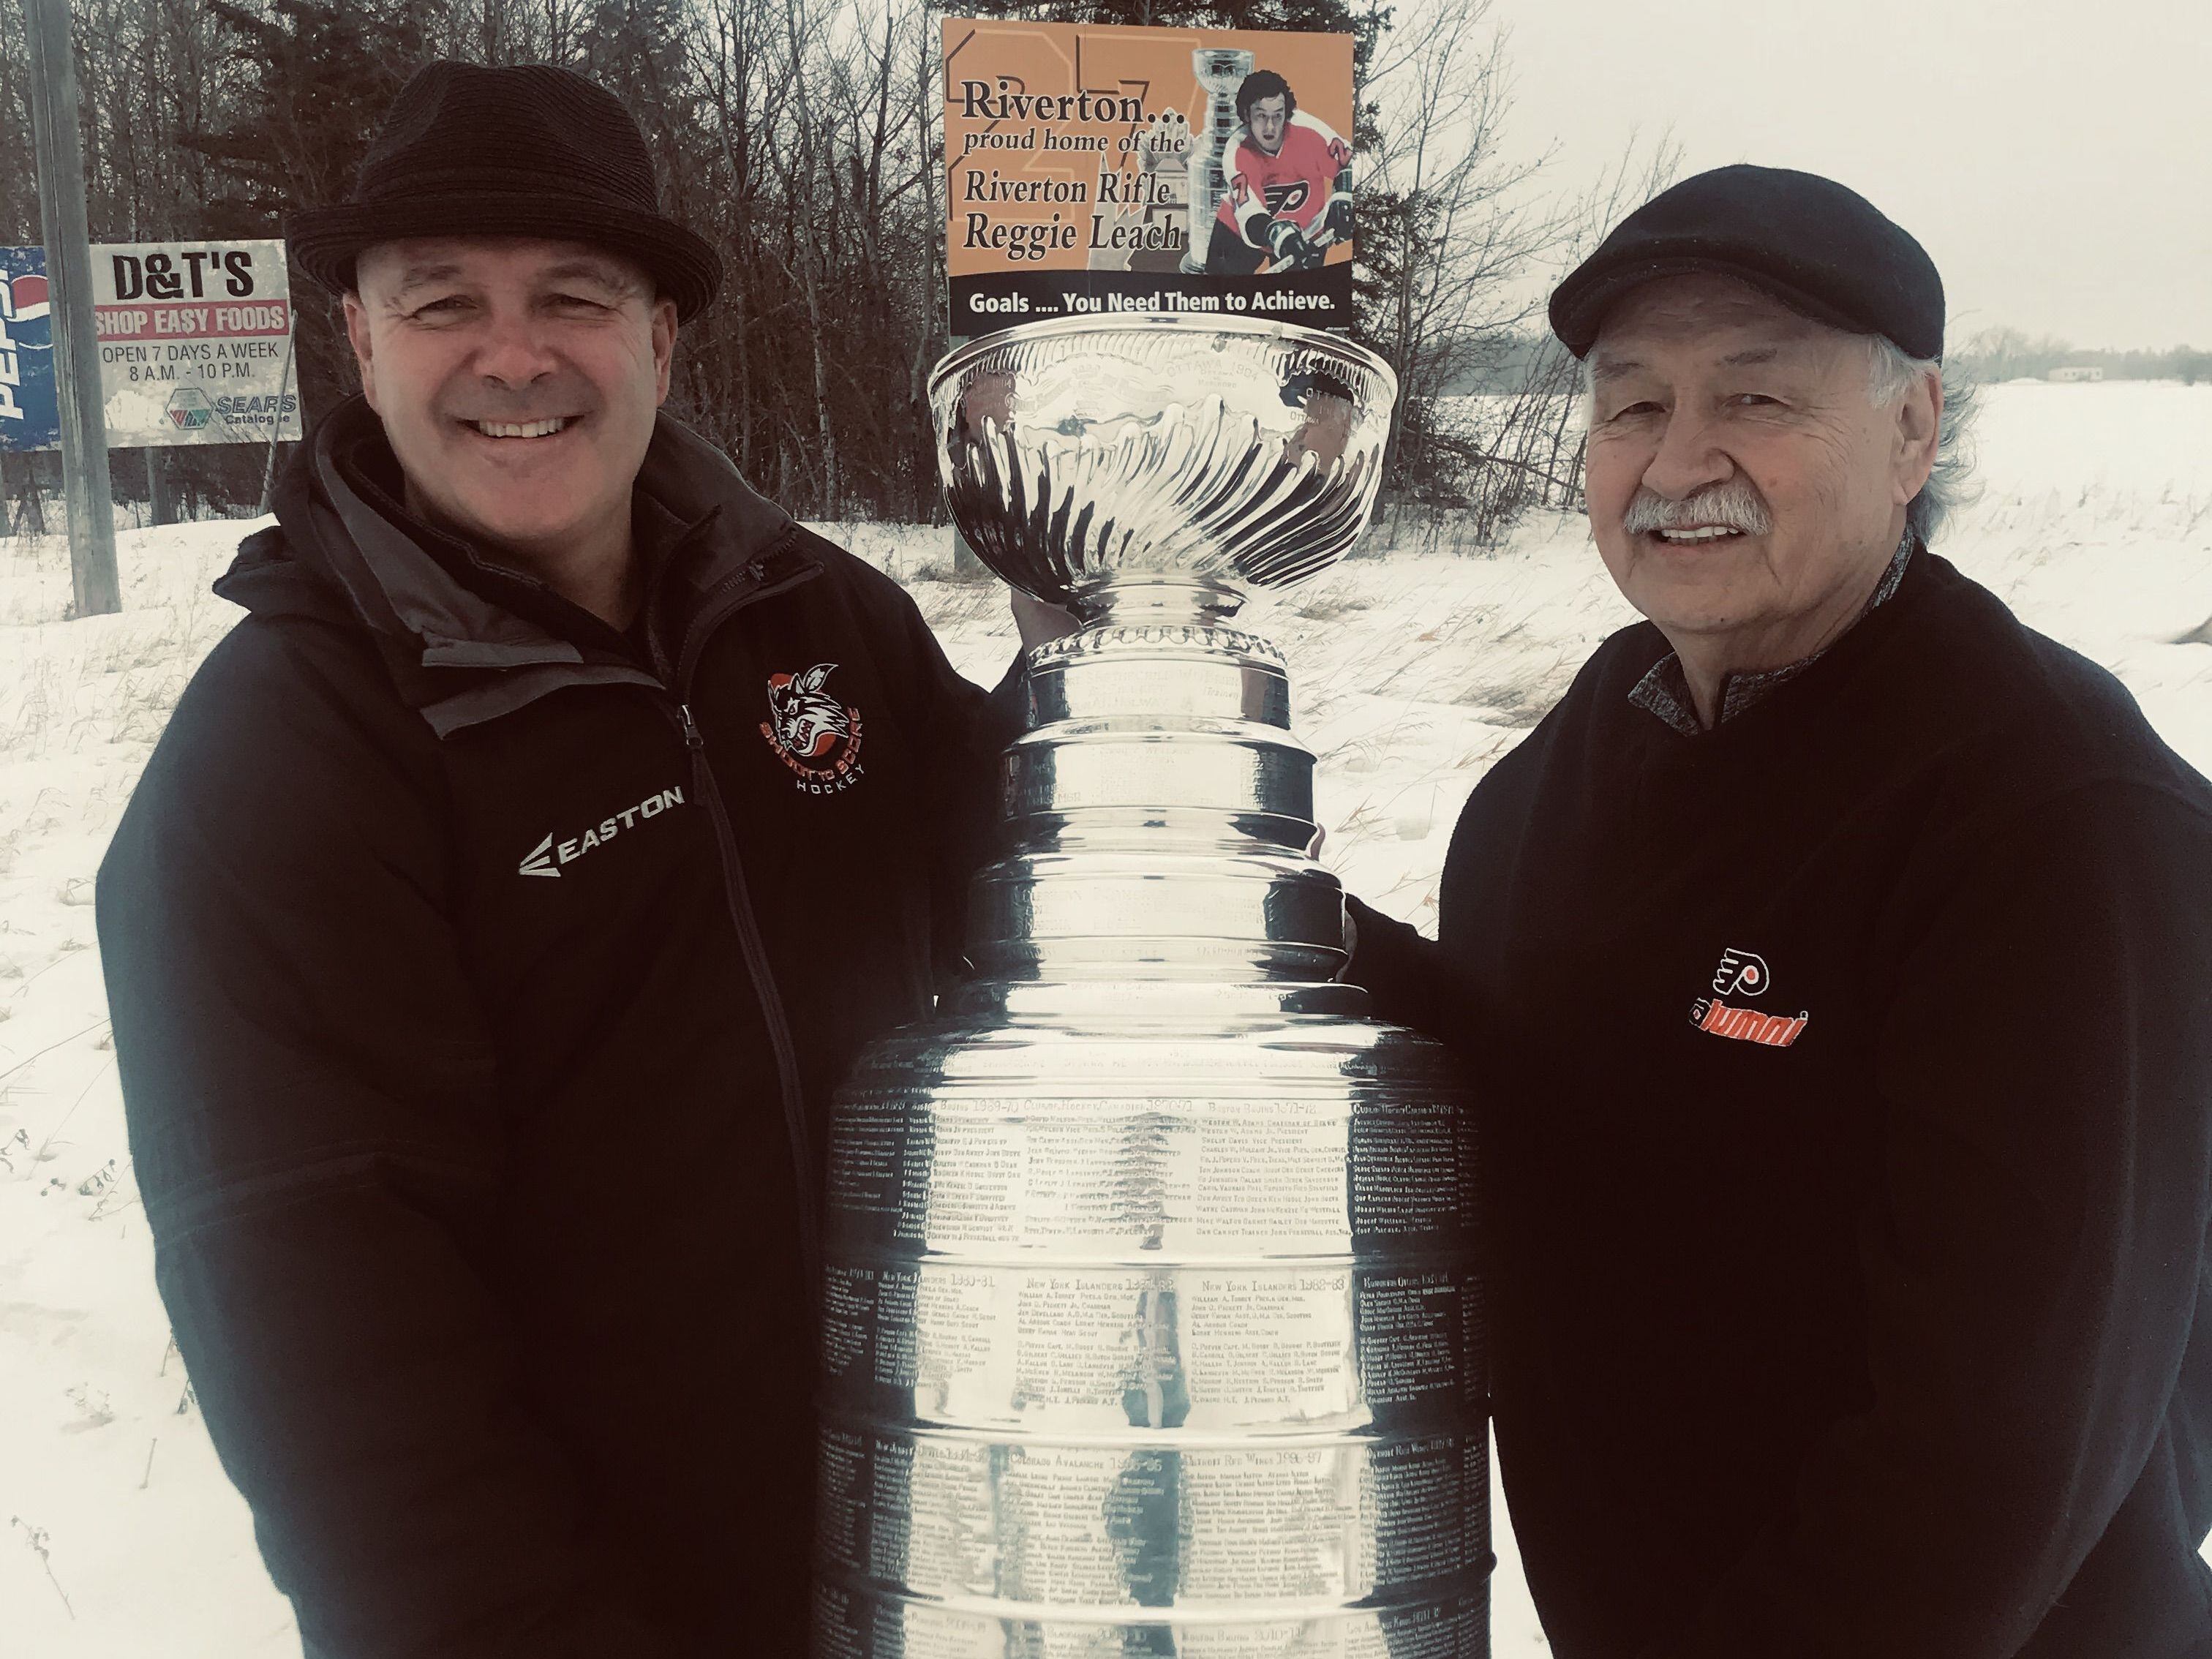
1689;947;1808;1048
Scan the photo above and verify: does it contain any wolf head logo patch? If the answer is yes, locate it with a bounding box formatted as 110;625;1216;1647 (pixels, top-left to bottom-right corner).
761;663;865;794
767;663;851;758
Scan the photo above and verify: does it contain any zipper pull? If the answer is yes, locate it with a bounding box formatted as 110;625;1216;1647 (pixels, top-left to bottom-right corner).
677;702;704;751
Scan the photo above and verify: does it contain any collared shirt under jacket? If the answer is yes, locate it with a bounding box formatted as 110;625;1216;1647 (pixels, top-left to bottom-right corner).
1350;546;2212;1659
96;398;1022;1658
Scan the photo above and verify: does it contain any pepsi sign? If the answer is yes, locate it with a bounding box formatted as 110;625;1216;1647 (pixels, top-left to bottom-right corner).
0;246;61;452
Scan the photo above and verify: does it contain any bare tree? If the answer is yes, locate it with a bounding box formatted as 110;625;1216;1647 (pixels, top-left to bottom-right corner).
1355;0;1552;503
1;0;1654;536
1354;0;1680;545
1954;325;2078;383
1491;129;1684;521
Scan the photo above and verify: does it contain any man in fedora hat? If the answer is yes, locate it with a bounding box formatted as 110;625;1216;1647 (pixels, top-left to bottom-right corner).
97;61;1044;1657
1347;166;2212;1655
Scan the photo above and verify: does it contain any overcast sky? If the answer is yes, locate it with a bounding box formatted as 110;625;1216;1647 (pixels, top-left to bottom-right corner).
1486;0;2211;351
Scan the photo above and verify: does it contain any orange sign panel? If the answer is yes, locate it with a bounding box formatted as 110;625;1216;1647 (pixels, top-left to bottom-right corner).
942;18;1355;331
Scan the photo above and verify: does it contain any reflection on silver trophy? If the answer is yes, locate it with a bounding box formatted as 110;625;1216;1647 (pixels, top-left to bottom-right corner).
1181;48;1255;277
813;315;1489;1658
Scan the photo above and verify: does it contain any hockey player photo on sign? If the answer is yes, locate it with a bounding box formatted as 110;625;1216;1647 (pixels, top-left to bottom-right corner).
1204;69;1353;276
941;19;1355;328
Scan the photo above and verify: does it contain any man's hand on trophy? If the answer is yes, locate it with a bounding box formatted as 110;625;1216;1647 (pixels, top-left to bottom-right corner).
1012;590;1081;650
1306;824;1362;981
1264;216;1316;270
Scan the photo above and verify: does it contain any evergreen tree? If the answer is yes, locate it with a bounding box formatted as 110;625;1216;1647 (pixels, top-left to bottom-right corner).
184;0;435;425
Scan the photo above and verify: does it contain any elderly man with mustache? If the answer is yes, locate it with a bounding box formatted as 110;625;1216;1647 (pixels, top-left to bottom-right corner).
1347;166;2212;1658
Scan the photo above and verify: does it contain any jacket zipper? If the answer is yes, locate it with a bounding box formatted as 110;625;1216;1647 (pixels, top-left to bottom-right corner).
675;697;824;1297
658;537;826;1298
669;527;810;689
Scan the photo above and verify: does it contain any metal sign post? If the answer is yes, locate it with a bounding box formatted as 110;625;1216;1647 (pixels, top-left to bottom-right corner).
22;0;120;617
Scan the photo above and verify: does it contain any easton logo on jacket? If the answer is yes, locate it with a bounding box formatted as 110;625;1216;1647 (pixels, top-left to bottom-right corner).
516;783;689;877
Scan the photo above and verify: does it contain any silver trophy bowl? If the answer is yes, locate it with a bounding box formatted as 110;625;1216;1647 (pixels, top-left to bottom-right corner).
814;318;1487;1658
935;313;1396;616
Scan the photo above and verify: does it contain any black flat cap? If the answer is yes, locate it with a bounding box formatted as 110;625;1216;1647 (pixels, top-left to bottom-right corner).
288;62;722;323
1549;164;1943;361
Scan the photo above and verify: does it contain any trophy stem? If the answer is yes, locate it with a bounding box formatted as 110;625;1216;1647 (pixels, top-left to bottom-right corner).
1068;573;1248;627
972;576;1347;985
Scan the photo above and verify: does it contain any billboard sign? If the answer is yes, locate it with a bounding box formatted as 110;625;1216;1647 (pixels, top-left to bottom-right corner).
0;238;302;451
94;241;301;446
942;18;1356;331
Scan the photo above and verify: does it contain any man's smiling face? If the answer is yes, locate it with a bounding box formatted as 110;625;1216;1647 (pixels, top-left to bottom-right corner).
344;236;676;567
1583;274;1936;672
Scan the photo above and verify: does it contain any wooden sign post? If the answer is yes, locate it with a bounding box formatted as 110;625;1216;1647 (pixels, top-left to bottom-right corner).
23;0;121;617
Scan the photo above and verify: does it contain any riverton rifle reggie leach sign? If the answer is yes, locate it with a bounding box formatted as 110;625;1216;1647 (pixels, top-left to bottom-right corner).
941;18;1355;331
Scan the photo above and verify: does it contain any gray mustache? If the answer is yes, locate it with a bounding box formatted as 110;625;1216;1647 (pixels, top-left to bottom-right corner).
1620;483;1772;536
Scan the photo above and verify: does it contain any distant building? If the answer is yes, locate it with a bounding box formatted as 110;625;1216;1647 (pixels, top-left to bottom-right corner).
2048;366;2105;383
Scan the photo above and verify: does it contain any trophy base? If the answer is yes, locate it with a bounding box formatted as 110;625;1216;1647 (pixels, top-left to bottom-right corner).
816;577;1487;1657
816;1579;1494;1658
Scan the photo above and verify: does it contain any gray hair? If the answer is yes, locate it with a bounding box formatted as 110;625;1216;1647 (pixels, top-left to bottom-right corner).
1574;326;1979;546
1865;333;1976;546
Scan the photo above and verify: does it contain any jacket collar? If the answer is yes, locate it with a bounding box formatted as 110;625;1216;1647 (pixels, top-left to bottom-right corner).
219;396;820;736
1627;528;1920;737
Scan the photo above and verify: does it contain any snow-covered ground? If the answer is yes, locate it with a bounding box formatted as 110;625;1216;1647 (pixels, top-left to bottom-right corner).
2;381;2208;1655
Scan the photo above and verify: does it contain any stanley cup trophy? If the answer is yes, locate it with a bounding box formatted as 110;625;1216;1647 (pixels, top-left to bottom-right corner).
812;315;1489;1658
1179;48;1254;276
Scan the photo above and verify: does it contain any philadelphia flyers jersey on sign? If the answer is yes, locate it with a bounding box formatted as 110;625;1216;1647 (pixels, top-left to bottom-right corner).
1219;110;1350;248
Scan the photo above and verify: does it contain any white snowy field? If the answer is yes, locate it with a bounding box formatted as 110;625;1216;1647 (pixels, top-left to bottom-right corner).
1;380;2208;1657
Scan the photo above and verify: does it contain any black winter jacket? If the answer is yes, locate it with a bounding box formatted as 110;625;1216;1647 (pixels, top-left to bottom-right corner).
96;399;1020;1658
1350;549;2212;1658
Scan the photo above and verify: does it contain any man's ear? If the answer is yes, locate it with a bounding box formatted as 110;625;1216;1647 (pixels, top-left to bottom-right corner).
651;296;679;405
1893;366;1941;506
342;290;380;412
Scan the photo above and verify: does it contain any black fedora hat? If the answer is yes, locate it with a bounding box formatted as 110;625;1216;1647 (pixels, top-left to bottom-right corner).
287;61;722;323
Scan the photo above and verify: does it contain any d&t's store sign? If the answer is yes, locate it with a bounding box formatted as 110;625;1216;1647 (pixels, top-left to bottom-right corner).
0;238;303;453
